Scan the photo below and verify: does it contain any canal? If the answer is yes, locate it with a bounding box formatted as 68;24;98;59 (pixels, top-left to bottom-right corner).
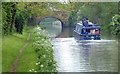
39;17;119;72
52;37;118;72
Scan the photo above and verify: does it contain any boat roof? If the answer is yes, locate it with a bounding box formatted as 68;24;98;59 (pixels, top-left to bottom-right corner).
76;23;100;29
82;26;100;29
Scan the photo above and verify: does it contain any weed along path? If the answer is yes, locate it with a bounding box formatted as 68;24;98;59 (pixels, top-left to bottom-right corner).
11;34;31;72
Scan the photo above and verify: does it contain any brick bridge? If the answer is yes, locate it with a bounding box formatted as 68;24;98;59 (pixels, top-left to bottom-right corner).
36;11;69;26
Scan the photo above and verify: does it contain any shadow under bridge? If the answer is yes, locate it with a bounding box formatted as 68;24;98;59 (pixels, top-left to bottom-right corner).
38;16;64;38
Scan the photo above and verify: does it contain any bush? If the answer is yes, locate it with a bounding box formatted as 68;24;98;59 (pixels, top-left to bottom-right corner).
29;27;57;72
111;14;120;35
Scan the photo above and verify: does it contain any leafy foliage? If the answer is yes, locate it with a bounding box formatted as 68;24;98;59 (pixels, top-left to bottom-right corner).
31;27;57;72
2;2;17;35
76;2;118;25
24;2;53;17
68;11;77;26
110;14;120;35
15;9;31;34
0;2;2;26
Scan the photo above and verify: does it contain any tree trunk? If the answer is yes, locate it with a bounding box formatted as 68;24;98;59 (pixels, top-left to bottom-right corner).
10;3;17;34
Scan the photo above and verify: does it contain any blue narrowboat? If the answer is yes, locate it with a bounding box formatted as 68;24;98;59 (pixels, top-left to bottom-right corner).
74;23;101;40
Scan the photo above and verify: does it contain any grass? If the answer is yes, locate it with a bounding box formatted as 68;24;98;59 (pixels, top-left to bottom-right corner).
16;42;37;72
2;28;37;72
2;35;26;72
0;48;1;73
2;27;57;72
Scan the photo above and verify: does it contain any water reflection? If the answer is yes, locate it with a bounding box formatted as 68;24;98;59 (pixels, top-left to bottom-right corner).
52;38;118;72
39;17;62;37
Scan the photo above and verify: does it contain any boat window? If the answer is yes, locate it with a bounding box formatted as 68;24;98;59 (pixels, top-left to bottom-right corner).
75;25;77;31
78;26;80;33
76;24;79;32
79;26;82;34
81;28;100;34
77;25;79;32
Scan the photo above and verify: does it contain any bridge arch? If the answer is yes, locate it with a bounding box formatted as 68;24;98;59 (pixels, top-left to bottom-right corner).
38;16;64;32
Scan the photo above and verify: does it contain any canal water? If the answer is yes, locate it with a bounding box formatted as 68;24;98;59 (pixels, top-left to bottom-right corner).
39;17;119;72
52;28;118;72
52;38;118;72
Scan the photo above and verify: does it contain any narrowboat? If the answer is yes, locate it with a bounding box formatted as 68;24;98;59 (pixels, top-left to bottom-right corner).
74;23;101;40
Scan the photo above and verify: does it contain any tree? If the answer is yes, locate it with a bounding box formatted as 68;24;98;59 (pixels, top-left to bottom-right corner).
15;9;30;34
2;2;17;35
67;2;119;36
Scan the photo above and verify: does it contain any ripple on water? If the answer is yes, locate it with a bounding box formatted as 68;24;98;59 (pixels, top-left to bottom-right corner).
52;38;118;72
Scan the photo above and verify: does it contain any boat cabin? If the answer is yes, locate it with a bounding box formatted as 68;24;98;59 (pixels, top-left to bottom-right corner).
74;23;101;40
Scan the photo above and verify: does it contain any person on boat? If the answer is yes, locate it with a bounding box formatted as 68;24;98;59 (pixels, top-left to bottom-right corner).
82;18;89;34
88;22;93;26
82;18;89;27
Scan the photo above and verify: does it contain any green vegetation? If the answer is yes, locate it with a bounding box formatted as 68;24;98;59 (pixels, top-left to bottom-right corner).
110;14;120;35
2;27;57;72
67;2;120;37
2;1;119;72
2;2;60;72
2;2;17;35
31;27;57;72
16;41;37;72
2;2;69;35
2;29;36;72
2;2;119;36
0;1;2;74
